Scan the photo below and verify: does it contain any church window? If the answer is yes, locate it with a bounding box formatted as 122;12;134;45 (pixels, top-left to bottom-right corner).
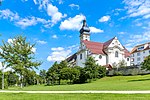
80;54;82;60
115;51;119;57
99;55;102;59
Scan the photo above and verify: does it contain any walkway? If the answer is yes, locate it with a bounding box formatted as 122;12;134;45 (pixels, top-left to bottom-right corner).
1;90;150;94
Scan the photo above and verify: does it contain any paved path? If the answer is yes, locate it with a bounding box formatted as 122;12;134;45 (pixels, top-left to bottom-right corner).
1;90;150;94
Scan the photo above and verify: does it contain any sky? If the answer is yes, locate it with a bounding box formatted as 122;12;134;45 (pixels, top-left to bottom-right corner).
0;0;150;72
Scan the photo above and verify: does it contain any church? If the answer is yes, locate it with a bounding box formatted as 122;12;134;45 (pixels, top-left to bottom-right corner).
67;20;131;69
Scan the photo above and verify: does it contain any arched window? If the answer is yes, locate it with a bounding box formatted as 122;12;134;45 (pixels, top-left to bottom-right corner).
115;51;119;57
80;54;82;59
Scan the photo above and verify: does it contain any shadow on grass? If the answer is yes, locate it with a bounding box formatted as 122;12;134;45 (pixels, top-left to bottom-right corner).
128;78;150;82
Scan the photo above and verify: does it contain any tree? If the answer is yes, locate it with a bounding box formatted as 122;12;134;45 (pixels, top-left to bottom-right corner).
97;65;106;78
80;56;99;83
46;62;59;85
39;69;47;84
0;35;42;88
142;55;150;70
118;60;127;68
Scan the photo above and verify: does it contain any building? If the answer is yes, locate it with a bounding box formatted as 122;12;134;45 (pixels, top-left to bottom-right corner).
131;42;150;65
67;20;131;68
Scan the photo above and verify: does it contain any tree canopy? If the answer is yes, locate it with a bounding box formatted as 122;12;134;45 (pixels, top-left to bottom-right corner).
0;35;42;88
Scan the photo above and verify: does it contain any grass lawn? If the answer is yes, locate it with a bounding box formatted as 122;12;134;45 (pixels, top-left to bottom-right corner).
7;74;150;91
0;93;150;100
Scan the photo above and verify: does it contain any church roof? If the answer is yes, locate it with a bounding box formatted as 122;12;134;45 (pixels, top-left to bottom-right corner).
82;37;130;57
82;40;106;55
124;47;131;57
103;37;115;48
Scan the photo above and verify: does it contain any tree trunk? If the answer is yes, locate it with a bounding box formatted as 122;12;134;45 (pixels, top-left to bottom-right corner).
20;74;23;88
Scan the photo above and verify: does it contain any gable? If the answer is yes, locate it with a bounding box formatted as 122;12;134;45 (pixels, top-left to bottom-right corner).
107;37;124;50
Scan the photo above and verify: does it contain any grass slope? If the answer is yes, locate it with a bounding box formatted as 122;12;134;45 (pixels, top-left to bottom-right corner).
0;93;150;100
8;74;150;91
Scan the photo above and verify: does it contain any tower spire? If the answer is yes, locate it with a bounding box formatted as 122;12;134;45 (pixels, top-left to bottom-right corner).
79;19;90;41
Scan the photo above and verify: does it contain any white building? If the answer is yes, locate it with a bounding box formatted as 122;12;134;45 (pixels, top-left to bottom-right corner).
131;42;150;65
67;20;131;68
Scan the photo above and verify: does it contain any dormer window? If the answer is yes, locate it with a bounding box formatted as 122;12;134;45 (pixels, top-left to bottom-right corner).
115;51;119;57
137;46;144;51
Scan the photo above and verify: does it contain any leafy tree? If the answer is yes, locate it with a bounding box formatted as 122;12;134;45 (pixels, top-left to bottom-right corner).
80;56;98;83
7;72;19;86
142;55;150;70
0;35;42;88
118;60;127;68
97;65;106;78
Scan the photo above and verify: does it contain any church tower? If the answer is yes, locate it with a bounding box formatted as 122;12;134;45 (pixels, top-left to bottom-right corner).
79;20;90;41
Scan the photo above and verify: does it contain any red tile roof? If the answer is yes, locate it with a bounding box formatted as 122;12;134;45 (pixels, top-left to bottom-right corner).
82;37;130;57
103;37;115;49
82;40;105;54
124;47;131;57
131;42;150;54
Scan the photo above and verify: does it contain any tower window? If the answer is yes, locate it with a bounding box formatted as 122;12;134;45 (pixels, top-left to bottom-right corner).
127;58;129;61
115;51;119;57
80;54;82;60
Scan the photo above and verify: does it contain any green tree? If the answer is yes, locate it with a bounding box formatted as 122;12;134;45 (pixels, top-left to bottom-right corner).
39;69;47;84
80;57;98;83
46;62;59;85
142;55;150;70
97;65;106;78
0;35;42;88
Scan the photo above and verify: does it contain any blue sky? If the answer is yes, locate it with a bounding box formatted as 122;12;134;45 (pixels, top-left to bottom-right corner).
0;0;150;72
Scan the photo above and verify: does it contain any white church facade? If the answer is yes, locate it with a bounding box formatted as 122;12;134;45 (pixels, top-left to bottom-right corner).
67;20;131;68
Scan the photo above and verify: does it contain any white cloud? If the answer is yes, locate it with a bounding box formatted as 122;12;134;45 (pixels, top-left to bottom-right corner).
52;34;58;39
0;9;19;21
37;40;47;44
51;47;64;51
125;31;150;51
0;9;50;28
89;27;104;33
47;4;67;25
123;0;150;19
69;4;80;10
118;32;126;35
33;0;37;4
15;17;50;28
0;62;12;72
99;15;111;22
7;39;15;43
59;14;85;30
47;47;71;62
47;44;78;62
31;47;36;53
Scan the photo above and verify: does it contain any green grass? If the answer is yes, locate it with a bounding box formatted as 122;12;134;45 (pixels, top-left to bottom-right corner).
8;74;150;91
0;93;150;100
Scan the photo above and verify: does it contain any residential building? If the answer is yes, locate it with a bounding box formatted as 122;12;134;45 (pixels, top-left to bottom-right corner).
131;42;150;65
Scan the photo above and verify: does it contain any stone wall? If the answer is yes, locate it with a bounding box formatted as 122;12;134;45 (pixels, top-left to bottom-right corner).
107;65;150;76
